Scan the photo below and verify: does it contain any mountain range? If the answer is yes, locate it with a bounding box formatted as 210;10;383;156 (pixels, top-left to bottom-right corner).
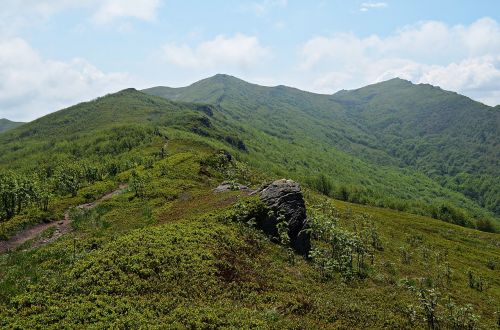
144;75;499;224
0;75;499;328
2;75;498;228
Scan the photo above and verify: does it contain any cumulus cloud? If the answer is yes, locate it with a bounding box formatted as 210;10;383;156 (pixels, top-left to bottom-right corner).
0;38;135;121
360;2;388;12
298;17;500;105
0;0;163;34
0;1;159;121
163;34;271;70
92;0;162;24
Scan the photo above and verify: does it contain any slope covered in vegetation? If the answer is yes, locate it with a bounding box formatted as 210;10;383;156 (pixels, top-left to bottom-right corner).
0;119;24;133
1;135;499;329
331;78;499;215
0;84;499;328
145;75;499;229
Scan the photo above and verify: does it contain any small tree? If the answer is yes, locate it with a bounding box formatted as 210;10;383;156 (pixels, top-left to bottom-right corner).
276;212;294;265
445;301;479;330
54;163;82;197
313;174;333;196
415;287;441;330
467;270;485;292
130;170;145;197
0;172;18;220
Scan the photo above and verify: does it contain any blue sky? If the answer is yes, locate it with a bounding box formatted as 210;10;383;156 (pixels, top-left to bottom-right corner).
1;0;499;121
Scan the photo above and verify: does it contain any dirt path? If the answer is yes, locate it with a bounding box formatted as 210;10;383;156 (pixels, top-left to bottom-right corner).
0;184;128;254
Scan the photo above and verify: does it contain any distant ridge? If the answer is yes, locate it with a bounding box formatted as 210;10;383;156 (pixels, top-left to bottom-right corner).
144;74;500;218
0;118;24;133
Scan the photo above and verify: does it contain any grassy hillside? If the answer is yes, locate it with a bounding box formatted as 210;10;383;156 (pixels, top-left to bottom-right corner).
0;85;496;232
0;118;24;133
0;136;498;328
0;88;499;328
0;138;498;328
331;78;500;215
144;75;499;229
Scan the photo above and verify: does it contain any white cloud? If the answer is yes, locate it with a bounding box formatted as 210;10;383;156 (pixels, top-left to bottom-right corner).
0;38;135;121
298;17;500;105
360;2;388;12
0;1;159;121
0;0;163;34
163;34;272;70
92;0;162;24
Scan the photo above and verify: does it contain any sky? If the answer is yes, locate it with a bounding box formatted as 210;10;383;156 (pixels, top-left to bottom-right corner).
1;0;500;121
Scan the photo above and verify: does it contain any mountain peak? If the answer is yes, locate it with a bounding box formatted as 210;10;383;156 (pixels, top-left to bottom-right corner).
200;74;246;85
376;77;414;87
212;73;237;80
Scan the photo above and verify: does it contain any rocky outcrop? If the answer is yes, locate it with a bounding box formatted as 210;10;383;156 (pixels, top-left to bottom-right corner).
213;181;251;193
258;179;310;256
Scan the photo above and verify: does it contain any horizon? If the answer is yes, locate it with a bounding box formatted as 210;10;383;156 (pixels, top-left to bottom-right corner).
2;74;496;123
1;1;499;121
0;73;497;123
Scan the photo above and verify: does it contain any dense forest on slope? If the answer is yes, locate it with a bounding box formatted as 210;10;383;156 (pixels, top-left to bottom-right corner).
145;75;499;229
0;86;498;328
0;118;24;133
330;79;500;215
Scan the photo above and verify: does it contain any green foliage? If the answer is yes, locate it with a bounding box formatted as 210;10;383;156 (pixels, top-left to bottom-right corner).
309;174;333;196
0;81;499;328
0;171;50;221
467;270;486;292
70;205;111;231
54;163;82;197
444;301;480;330
276;212;295;264
145;75;499;229
404;280;480;330
0;166;499;328
476;218;496;233
129;170;146;197
0;118;23;133
431;203;473;228
309;203;379;281
414;286;441;330
1;84;498;231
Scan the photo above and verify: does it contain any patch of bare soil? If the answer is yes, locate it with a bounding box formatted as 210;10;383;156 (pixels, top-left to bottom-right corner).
0;184;128;253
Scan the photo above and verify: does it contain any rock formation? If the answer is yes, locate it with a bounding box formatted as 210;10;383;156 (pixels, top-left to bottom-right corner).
258;179;310;256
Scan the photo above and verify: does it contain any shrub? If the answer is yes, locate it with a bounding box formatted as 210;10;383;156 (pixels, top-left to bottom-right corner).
400;246;413;265
431;203;473;228
476;218;497;233
467;270;485;292
309;206;378;281
444;301;479;330
129;170;146;197
485;259;496;270
310;174;333;196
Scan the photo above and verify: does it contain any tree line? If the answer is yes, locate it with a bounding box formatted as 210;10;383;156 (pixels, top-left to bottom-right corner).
0;160;124;222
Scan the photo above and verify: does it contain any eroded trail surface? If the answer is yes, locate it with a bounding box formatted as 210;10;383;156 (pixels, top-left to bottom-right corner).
0;184;127;253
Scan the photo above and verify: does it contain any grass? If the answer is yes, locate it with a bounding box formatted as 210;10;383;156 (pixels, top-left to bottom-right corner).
0;85;498;328
0;138;498;328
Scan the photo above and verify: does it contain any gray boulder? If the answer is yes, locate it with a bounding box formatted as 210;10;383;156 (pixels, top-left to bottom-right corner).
213;181;250;193
258;179;311;256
